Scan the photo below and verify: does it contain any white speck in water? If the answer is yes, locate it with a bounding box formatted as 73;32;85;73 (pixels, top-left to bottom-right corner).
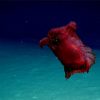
15;93;21;97
13;74;17;77
25;20;29;23
32;96;38;99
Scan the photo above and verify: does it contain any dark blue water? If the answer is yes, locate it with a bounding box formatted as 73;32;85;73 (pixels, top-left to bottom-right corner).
0;1;100;100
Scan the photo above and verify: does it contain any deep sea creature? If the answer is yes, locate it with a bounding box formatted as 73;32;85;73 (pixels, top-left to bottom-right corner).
39;21;96;79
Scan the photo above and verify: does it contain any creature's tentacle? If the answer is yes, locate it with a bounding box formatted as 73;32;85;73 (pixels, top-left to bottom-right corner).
68;21;77;30
39;37;49;48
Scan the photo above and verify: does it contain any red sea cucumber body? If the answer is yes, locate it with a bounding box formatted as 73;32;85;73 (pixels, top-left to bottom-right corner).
39;21;96;78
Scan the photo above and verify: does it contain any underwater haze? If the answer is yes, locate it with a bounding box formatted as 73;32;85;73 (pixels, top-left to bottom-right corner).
0;1;100;100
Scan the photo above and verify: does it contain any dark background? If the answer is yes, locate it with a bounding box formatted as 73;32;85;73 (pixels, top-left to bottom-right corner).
0;1;100;48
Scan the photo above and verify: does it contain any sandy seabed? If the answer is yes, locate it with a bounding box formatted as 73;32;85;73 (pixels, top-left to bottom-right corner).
0;41;100;100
